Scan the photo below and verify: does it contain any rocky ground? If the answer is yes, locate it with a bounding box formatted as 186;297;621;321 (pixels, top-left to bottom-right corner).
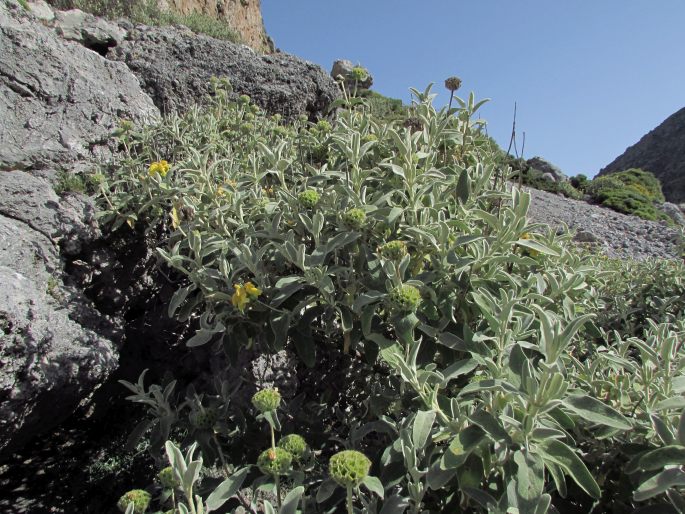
525;187;683;261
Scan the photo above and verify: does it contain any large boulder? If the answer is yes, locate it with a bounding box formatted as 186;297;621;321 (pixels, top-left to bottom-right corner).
0;170;119;458
526;156;567;182
107;24;340;118
0;0;157;458
331;59;373;91
0;0;158;175
599;106;685;203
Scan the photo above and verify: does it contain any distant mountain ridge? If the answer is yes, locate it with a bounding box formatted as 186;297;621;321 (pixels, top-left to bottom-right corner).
599;106;685;203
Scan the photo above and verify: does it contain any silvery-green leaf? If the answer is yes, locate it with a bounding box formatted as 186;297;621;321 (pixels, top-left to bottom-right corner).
263;500;276;514
514;450;545;501
456;169;470;204
634;468;685;501
633;446;685;472
316;478;338;503
516;238;559;257
427;458;457;490
562;394;631;430
362;476;384;499
412;410;436;449
263;410;281;432
537;439;600;499
186;329;216;348
280;486;304;514
206;467;249;512
441;359;477;385
379;493;410;514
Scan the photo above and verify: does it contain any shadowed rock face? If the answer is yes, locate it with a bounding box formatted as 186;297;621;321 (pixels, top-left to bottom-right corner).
599;106;685;203
107;23;340;118
0;1;157;459
0;0;339;467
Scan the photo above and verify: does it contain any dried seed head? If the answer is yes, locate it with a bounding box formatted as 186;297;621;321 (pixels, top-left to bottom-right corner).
445;76;462;92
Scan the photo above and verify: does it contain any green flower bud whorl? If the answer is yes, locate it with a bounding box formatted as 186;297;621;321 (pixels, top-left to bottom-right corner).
388;285;422;313
316;119;332;132
257;447;293;476
444;76;462;92
158;466;179;489
380;240;407;261
342;208;366;230
117;489;151;514
298;190;320;209
239;94;251;104
329;450;371;488
278;434;308;462
191;407;219;430
351;66;369;82
251;388;281;414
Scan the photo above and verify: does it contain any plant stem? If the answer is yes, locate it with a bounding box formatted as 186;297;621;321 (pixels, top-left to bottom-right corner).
270;425;276;451
346;486;354;514
276;474;282;510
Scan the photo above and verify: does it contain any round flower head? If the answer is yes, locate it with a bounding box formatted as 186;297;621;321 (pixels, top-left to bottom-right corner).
158;466;179;489
239;94;251;104
257;447;292;476
444;76;462;92
316;119;332;132
380;240;408;261
388;284;422;313
117;489;151;514
252;388;281;413
298;190;320;209
342;208;366;230
351;66;369;82
278;434;308;462
191;407;218;430
329;450;371;488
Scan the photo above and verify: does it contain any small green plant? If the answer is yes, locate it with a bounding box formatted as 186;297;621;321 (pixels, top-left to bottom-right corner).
17;0;30;11
54;171;86;195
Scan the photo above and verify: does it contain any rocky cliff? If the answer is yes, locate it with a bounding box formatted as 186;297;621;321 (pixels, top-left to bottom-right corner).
156;0;272;52
599;106;685;204
0;0;337;477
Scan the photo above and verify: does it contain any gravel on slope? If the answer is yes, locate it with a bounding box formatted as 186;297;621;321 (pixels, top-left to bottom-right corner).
524;187;683;261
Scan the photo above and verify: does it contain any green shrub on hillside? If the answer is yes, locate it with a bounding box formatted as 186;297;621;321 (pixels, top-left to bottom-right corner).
99;81;685;513
47;0;241;42
357;89;408;122
586;169;668;221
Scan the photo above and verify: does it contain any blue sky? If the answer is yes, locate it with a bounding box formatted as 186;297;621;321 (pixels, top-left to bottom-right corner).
261;1;685;178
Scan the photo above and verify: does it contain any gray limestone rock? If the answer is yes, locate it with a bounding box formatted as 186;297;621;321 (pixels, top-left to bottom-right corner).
26;0;54;21
107;24;340;118
0;0;158;174
659;202;685;227
331;59;373;91
527;156;567;182
0;172;118;457
52;8;126;50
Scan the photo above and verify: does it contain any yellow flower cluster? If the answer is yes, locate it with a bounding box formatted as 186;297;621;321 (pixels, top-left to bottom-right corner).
231;282;262;312
148;160;170;177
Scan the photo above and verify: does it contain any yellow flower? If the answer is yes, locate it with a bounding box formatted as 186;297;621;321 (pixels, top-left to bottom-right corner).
244;282;262;299
216;186;225;197
231;284;249;312
148;160;170;177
